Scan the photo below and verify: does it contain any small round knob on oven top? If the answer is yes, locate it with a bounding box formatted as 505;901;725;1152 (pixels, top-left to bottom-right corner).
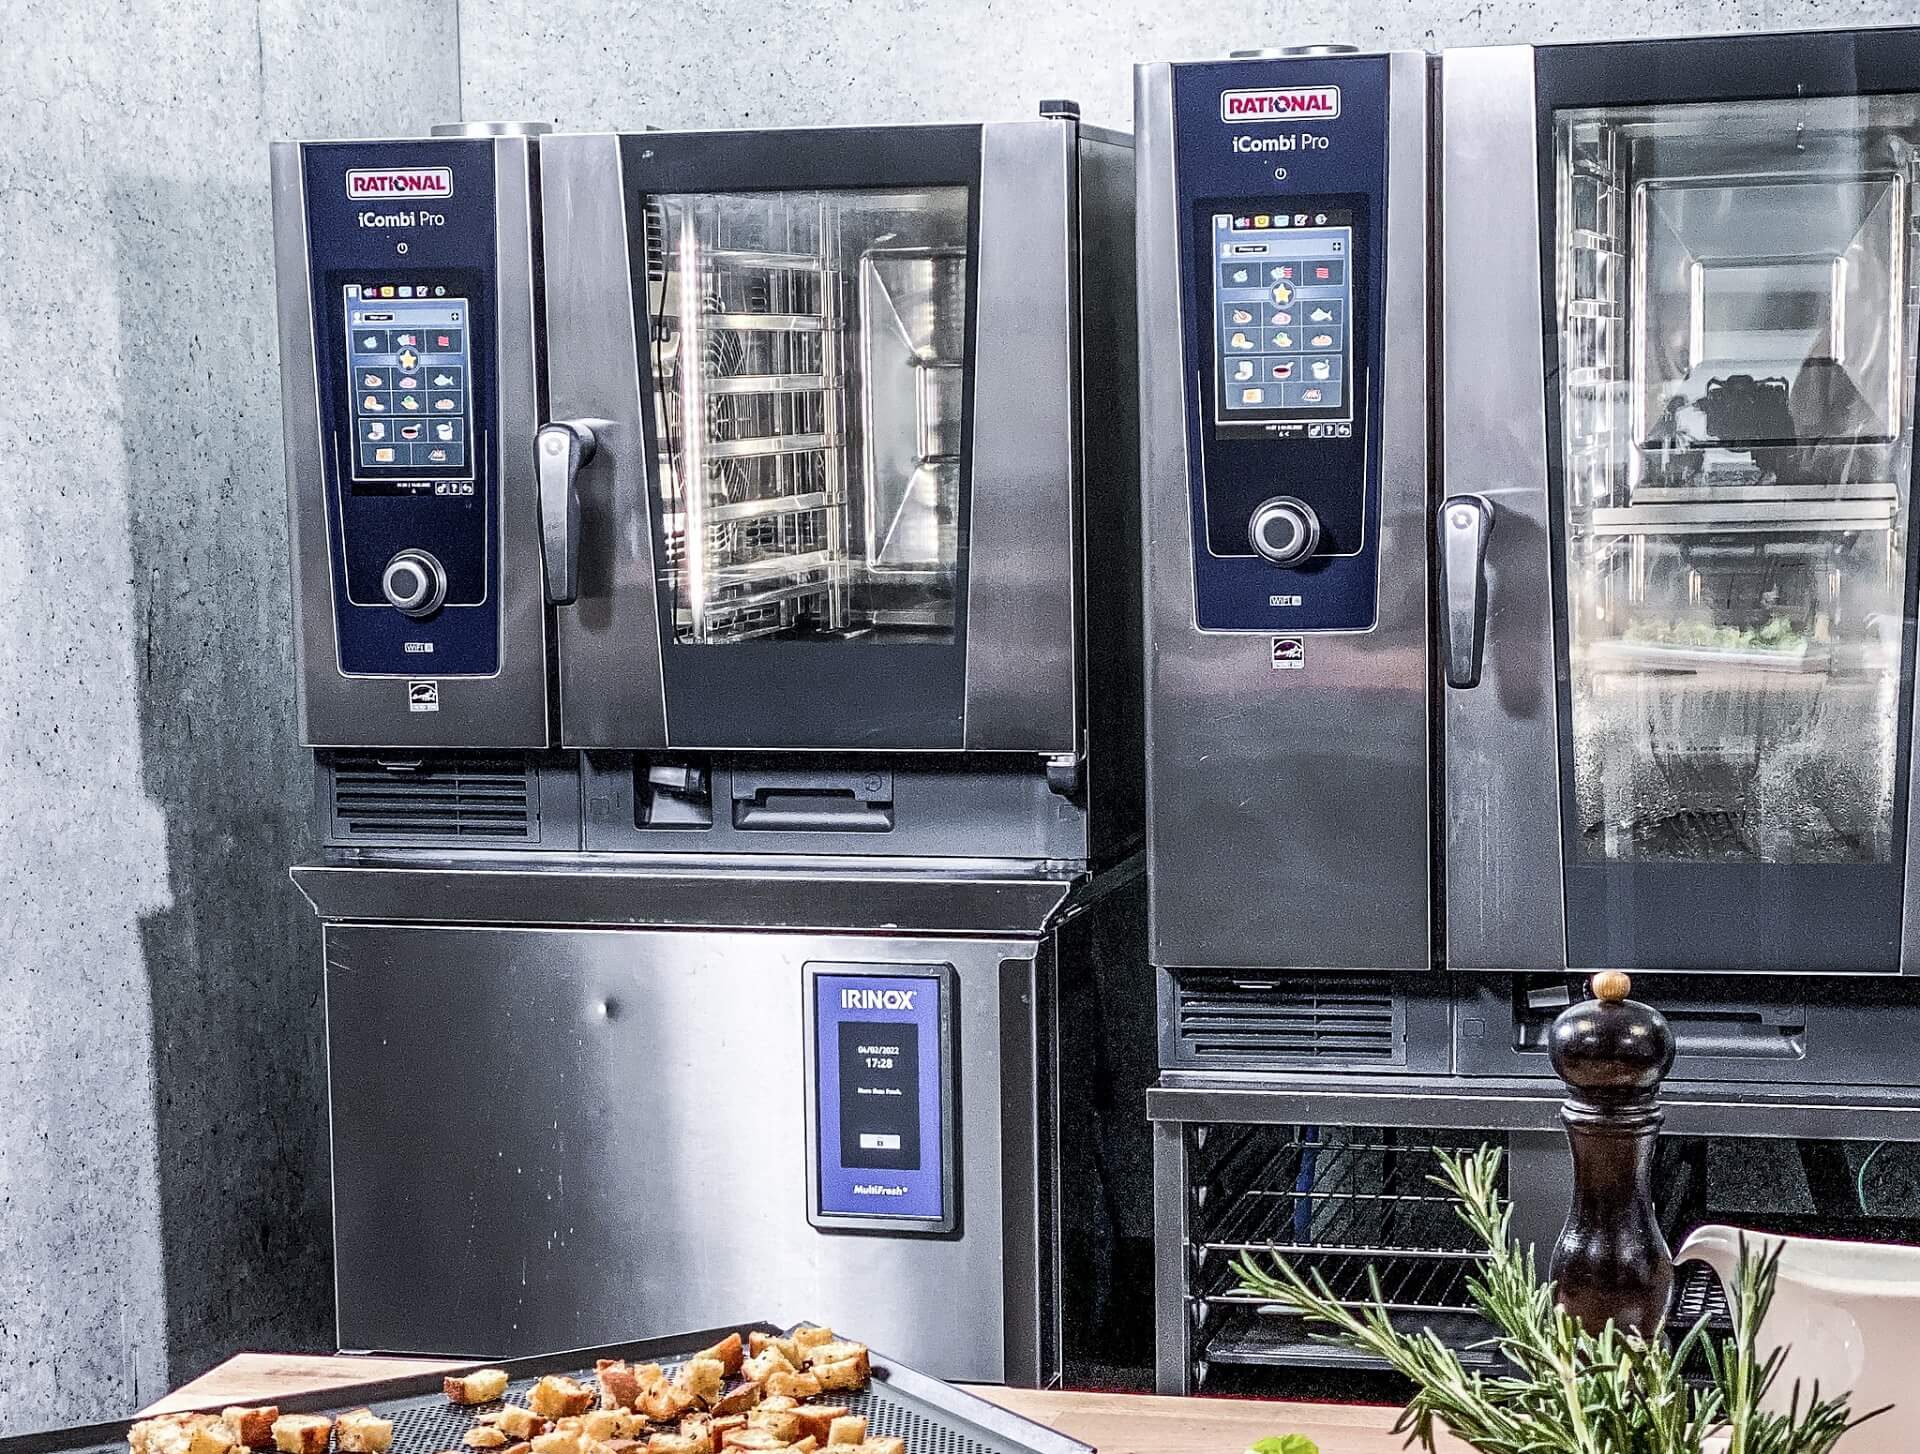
381;549;447;618
1248;495;1321;567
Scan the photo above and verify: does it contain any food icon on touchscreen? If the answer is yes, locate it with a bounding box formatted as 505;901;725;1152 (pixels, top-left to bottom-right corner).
397;374;419;390
362;395;385;412
1272;332;1294;350
1229;331;1256;351
1232;360;1255;382
1239;387;1266;405
1228;266;1252;285
1272;283;1293;304
1310;360;1332;381
1270;361;1294;381
373;447;396;463
432;372;455;387
1271;309;1293;326
361;372;382;388
1229;307;1253;326
433;398;457;412
399;394;421;412
1310;333;1334;349
1309;306;1334;323
435;421;455;440
365;423;386;441
1301;386;1325;404
400;423;422;441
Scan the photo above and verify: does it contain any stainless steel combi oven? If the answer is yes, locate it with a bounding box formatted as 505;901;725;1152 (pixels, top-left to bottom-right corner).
269;110;1145;1386
1138;30;1920;1390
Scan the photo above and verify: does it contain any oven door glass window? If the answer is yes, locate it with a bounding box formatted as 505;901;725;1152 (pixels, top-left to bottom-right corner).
1554;94;1920;867
645;188;968;646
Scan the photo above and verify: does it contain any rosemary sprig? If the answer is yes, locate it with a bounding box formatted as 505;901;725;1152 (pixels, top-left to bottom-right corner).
1230;1146;1886;1454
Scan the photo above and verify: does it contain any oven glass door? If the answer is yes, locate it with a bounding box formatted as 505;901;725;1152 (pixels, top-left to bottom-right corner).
649;188;968;650
1550;86;1920;970
630;151;983;752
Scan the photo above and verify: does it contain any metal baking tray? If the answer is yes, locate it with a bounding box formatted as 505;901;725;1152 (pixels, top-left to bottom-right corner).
0;1323;1093;1454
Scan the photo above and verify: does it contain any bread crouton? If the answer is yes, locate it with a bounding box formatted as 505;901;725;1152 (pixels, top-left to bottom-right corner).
463;1431;508;1451
447;1370;512;1405
707;1382;760;1417
336;1410;394;1454
740;1350;793;1387
693;1334;744;1376
676;1359;726;1404
801;1343;868;1373
789;1440;818;1454
746;1405;801;1443
825;1420;865;1448
811;1354;869;1394
527;1431;584;1454
647;1430;712;1454
789;1327;834;1354
132;1415;221;1454
847;1441;903;1454
529;1377;596;1421
189;1422;239;1454
718;1433;788;1454
270;1417;331;1454
763;1372;821;1401
221;1410;279;1451
496;1409;550;1442
789;1409;847;1445
746;1334;801;1367
597;1360;660;1411
641;1383;698;1423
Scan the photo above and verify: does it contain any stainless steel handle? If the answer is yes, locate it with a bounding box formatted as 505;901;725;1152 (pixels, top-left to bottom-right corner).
1437;493;1495;689
536;420;598;605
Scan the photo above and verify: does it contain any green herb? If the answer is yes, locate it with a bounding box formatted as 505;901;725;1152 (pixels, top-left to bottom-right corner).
1245;1438;1319;1454
1231;1147;1883;1454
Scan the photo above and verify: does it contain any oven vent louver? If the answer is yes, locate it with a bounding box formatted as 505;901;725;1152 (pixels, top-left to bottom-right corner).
330;754;536;841
1174;976;1404;1066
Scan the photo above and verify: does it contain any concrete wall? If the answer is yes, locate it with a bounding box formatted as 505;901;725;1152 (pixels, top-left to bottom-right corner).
458;0;1920;133
0;0;458;1432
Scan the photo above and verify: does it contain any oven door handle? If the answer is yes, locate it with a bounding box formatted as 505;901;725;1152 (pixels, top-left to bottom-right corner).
536;420;599;605
1437;493;1496;689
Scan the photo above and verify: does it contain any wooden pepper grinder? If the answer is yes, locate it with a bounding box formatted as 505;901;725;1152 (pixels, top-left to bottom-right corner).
1547;969;1678;1337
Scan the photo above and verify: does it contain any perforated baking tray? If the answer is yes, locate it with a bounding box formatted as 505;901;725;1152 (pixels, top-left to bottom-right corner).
0;1324;1092;1454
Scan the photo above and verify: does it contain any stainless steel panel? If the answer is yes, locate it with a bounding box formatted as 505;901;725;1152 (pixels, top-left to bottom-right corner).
1150;1122;1191;1394
539;133;669;748
1138;55;1431;972
292;857;1077;932
1146;1075;1920;1140
323;924;1046;1383
1438;46;1568;972
271;139;552;748
962;121;1081;754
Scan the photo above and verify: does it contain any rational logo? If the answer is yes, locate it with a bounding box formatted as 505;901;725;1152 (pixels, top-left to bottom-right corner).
347;167;453;200
841;987;917;1011
1222;85;1341;122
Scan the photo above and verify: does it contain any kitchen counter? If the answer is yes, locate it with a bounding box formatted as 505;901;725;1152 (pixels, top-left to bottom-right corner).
142;1354;1465;1454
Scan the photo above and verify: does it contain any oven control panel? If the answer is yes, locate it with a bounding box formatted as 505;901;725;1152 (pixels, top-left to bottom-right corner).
1173;55;1391;631
805;964;955;1235
299;139;500;676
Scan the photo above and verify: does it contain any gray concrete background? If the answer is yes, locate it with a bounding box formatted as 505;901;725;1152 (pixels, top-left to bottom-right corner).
458;0;1920;132
0;0;457;1432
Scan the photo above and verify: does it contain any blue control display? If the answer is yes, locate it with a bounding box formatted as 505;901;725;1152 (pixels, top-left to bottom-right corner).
808;966;953;1232
1174;57;1390;632
301;140;500;676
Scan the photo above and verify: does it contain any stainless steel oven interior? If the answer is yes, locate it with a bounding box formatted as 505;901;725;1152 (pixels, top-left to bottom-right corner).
642;187;970;647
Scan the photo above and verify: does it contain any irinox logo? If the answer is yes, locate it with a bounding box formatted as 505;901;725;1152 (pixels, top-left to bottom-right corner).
841;987;917;1011
346;167;453;200
1221;85;1341;122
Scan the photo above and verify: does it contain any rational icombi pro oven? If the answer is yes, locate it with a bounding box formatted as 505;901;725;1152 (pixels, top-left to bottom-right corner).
269;112;1148;1386
1138;30;1920;1391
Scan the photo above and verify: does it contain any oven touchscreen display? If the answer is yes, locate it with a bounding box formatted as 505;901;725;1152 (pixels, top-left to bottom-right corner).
1211;205;1355;435
344;285;474;488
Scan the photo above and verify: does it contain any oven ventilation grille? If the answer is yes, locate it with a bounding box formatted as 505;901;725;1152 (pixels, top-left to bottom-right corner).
330;754;536;841
1174;976;1404;1065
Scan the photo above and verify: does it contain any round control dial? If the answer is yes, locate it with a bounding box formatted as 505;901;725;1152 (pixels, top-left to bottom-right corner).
381;549;447;618
1248;496;1322;567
